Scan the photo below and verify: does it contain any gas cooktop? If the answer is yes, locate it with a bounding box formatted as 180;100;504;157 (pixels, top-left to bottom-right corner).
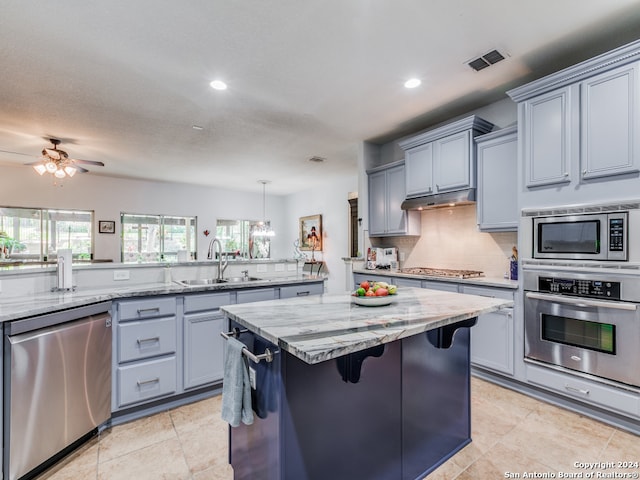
399;267;485;279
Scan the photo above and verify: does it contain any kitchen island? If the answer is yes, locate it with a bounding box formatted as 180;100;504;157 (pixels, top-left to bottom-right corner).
220;287;512;480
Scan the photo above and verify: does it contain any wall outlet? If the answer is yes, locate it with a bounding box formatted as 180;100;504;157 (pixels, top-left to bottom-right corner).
275;263;284;272
287;263;297;271
113;270;130;281
399;252;406;262
256;264;268;273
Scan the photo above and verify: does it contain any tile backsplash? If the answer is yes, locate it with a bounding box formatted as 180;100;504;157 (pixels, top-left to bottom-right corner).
375;204;517;279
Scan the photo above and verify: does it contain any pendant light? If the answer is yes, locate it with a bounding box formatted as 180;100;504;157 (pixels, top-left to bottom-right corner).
252;180;275;237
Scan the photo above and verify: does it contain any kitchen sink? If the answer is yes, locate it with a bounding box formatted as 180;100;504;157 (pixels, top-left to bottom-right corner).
226;276;263;282
177;276;263;286
177;278;229;286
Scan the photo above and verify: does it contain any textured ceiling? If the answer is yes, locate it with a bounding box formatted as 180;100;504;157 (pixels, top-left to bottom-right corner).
1;1;640;194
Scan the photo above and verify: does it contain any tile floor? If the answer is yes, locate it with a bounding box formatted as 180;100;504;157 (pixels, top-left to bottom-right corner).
35;377;639;480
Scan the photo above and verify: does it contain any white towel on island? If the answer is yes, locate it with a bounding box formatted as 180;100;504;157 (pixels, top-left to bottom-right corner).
221;337;254;427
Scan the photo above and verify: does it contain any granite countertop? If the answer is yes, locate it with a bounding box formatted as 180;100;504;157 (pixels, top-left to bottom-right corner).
0;276;325;323
220;287;513;364
352;268;518;289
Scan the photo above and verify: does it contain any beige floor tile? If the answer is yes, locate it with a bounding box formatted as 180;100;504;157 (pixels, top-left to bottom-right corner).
602;428;640;458
192;462;234;480
34;437;99;480
425;456;465;480
178;422;228;474
170;395;220;436
98;411;177;463
458;441;557;479
98;438;190;480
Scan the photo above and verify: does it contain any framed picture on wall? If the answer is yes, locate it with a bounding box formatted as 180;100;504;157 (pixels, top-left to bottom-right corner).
98;220;115;234
299;214;322;251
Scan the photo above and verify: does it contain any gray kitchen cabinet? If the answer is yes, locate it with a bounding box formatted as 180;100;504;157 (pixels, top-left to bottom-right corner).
183;292;232;390
237;288;277;303
508;41;640;203
400;115;494;197
405;142;433;197
367;161;420;236
476;126;518;231
526;363;639;419
580;62;640;180
113;296;178;410
421;280;459;292
462;285;514;376
521;86;573;187
392;277;422;288
433;130;472;192
279;282;324;298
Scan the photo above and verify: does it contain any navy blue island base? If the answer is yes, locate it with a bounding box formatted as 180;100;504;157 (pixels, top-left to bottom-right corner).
227;318;475;480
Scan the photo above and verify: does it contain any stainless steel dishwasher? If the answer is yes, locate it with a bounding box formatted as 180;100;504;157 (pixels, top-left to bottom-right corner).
3;302;112;480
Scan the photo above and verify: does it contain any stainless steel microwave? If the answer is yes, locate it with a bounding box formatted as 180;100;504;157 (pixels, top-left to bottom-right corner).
533;212;628;261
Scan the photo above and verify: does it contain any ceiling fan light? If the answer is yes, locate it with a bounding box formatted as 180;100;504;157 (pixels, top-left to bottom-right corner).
64;165;77;177
54;168;66;178
45;161;58;173
33;164;47;175
44;148;62;160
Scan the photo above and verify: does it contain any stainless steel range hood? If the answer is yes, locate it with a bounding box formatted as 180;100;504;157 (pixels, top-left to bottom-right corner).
400;189;476;210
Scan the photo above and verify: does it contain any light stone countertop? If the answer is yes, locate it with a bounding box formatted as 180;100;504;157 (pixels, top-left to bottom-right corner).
352;268;519;289
220;287;513;364
0;276;325;323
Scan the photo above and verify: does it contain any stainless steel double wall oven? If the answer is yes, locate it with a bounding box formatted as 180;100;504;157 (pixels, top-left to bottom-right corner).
522;200;640;389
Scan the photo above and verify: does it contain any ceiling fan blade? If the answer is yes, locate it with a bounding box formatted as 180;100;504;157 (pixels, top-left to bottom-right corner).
23;160;45;166
71;165;90;174
71;159;105;167
0;149;34;157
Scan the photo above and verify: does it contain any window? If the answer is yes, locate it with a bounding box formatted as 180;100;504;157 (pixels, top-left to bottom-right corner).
0;207;94;261
121;213;196;263
216;219;271;259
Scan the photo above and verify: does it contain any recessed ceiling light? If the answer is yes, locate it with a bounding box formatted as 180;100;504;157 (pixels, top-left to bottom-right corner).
209;80;227;90
404;78;421;89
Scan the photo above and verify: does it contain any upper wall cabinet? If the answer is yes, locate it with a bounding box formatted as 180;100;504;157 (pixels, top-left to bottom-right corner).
476;126;518;231
399;115;494;198
367;161;420;237
509;40;640;191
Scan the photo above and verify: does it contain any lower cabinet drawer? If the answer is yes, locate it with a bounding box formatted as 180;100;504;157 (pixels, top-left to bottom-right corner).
526;363;639;417
117;356;177;408
279;283;324;298
118;316;177;363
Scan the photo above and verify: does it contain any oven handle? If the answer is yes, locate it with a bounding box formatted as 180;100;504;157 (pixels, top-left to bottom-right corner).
525;292;638;311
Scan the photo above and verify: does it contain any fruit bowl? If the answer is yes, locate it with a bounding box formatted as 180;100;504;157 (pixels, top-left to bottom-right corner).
352;294;396;307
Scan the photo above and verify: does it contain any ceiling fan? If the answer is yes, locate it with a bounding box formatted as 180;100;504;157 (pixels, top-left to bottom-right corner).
22;138;105;178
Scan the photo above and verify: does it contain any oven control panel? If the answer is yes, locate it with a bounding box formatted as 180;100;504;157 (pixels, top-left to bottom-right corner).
538;277;621;299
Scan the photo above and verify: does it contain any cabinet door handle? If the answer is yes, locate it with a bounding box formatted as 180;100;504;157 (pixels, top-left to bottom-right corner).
137;377;160;387
137;336;160;345
137;307;160;315
564;384;589;396
582;170;587;175
296;291;310;296
563;172;569;177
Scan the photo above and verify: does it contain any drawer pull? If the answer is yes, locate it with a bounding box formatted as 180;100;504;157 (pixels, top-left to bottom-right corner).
564;384;589;396
137;336;160;345
137;377;160;386
296;291;310;296
137;307;161;315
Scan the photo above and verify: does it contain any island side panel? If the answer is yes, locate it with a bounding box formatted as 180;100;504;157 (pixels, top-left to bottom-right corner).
402;326;472;480
281;342;402;480
228;324;283;480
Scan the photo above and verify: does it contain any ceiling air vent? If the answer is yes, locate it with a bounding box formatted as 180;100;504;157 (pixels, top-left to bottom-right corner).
467;49;506;71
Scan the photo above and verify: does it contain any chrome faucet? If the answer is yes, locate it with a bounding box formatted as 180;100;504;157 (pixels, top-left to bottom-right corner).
207;237;228;281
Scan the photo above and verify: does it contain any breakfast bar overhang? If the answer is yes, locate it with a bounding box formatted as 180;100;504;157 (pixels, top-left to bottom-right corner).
220;287;512;480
